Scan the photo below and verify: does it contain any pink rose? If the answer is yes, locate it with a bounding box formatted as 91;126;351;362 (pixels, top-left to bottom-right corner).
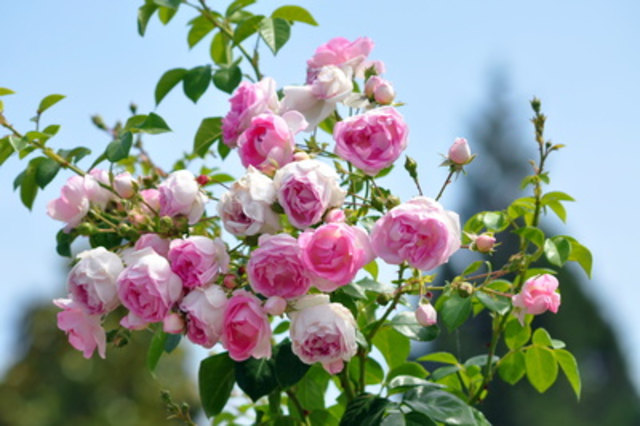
237;112;307;174
415;304;437;327
68;247;124;315
371;197;461;270
47;175;90;230
180;285;228;348
221;290;272;361
299;223;375;292
290;295;357;374
141;188;161;212
306;37;374;83
168;236;229;290
114;172;136;198
217;166;281;236
84;169;114;208
325;208;346;223
273;159;346;229
222;77;279;147
448;137;472;165
333;107;409;176
135;233;171;257
53;298;106;359
158;170;207;224
512;274;561;324
247;234;312;299
117;248;183;328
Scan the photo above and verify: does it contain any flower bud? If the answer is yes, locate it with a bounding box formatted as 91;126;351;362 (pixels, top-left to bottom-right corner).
448;137;472;165
374;84;395;105
264;296;287;316
114;172;136;198
196;174;210;186
415;303;437;327
163;313;185;334
458;282;474;298
324;209;346;223
475;234;496;253
223;274;237;289
293;151;310;162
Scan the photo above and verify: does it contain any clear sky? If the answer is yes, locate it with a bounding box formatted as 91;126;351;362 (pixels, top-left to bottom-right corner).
1;0;639;390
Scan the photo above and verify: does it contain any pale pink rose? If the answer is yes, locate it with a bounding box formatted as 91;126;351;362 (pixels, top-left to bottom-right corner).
68;247;124;315
370;197;461;270
333;107;409;176
364;76;395;105
47;175;90;230
141;188;161;212
324;209;346;223
512;274;561;324
306;37;374;83
289;295;357;374
237;112;307;174
475;234;496;253
53;298;106;359
84;169;114;208
247;234;312;299
217;166;281;236
264;296;287;316
293;152;310;162
117;248;183;328
168;236;229;289
221;290;272;361
415;304;437;327
299;223;375;292
114;172;136;198
135;233;171;257
158;170;207;224
273;159;346;229
222;77;279;147
448;137;471;165
180;285;228;348
163;312;185;334
355;59;386;79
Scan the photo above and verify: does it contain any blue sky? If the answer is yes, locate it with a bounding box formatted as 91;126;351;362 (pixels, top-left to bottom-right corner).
1;0;639;390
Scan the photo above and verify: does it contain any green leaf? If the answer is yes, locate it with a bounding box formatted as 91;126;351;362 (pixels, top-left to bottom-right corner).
157;6;177;24
546;200;567;222
363;260;378;280
218;138;231;159
183;65;212;103
164;333;181;353
531;328;553;347
271;5;318;25
0;137;13;166
199;352;235;417
275;339;310;388
554;349;581;400
498;351;526;385
390;312;439;341
213;65;242;94
89;229;122;250
235;356;278;401
210;32;231;65
56;229;75;257
153;0;181;9
504;317;531;350
8;135;28;153
349;356;385;386
155;68;187;105
273;320;289;335
440;294;472;332
37;94;65;114
482;211;508;231
403;387;476;426
35;157;60;188
417;352;458;365
475;291;510;315
0;87;15;96
259;17;291;54
387;376;436;395
464;354;499;368
193;117;223;158
340;394;391;426
138;2;158;36
58;146;91;164
462;260;484;276
567;238;592;278
387;362;429;382
147;327;168;371
544;237;570;267
357;277;393;294
137;112;172;134
295;364;330;410
187;15;215;48
226;0;256;17
373;326;410;369
233;15;264;44
513;226;545;248
106;132;133;162
525;346;558;393
20;158;42;209
542;191;575;202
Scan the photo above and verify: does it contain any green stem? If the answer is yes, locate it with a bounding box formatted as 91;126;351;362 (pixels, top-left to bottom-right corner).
286;390;308;423
339;367;355;402
435;169;455;201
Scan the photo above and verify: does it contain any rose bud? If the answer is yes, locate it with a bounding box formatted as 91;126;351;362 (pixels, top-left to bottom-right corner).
475;234;496;253
415;303;437;327
163;313;185;334
512;274;561;325
448;137;472;165
264;296;287;316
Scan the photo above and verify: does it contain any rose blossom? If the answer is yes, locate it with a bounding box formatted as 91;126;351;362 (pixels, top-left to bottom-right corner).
289;295;357;374
217;166;281;236
168;236;229;289
247;234;312;299
273;159;346;229
158;170;207;225
135;233;171;257
306;36;374;83
333;107;409;176
299;223;375;292
221;290;272;361
512;274;561;324
67;247;124;315
84;169;114;208
237;112;307;174
114;172;136;198
180;285;228;348
141;188;161;211
117;248;183;328
222;77;280;148
415;304;437;327
448;137;472;165
370;197;461;270
47;175;90;229
53;298;106;359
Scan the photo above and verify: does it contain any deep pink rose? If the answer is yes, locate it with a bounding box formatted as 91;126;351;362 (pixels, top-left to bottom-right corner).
168;236;229;290
221;290;272;361
237;112;306;174
333;107;409;176
135;233;171;257
247;234;312;299
512;274;561;324
371;197;460;270
180;285;228;348
53;298;106;359
222;77;279;147
47;175;90;229
68;247;124;315
273;159;346;229
290;295;357;374
117;248;183;328
306;37;374;83
158;170;207;225
299;223;375;292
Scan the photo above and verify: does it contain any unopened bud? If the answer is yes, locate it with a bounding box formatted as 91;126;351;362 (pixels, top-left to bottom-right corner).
90;115;107;130
364;76;395;105
448;137;472;165
75;222;95;235
458;282;474;298
223;274;237;289
163;313;185;334
325;209;346;223
196;174;210;186
415;303;437;327
293;151;310;162
404;156;418;180
264;296;287;316
475;234;496;253
114;172;136;198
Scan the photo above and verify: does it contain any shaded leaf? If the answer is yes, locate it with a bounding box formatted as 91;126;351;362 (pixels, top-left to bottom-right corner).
106;132;133;162
155;68;187;105
233;15;264;44
213;65;242;94
35;157;60;188
183;65;212;103
403;386;476;426
275;339;310;388
340;394;391;426
193;117;222;157
373;326;410;369
555;349;581;400
199;352;235;417
235;356;278;401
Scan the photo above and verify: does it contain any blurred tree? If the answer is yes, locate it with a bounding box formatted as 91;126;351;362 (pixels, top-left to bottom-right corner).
429;71;640;425
0;303;199;426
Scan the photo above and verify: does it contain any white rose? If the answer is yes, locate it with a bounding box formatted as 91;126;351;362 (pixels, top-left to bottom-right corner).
158;170;208;224
180;285;228;348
